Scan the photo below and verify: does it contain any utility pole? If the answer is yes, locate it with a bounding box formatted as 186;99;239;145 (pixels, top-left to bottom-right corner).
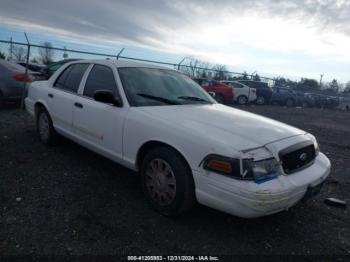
320;74;324;89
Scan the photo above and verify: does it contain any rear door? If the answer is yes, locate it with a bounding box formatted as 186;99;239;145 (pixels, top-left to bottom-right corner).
73;64;128;162
49;63;89;135
231;82;246;100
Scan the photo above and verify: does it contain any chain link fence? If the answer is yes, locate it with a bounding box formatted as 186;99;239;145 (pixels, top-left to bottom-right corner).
0;38;274;82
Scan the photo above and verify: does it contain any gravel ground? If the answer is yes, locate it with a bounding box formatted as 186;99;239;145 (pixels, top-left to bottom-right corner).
0;105;349;258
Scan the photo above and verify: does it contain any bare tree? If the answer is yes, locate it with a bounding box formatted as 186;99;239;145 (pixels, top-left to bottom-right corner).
9;45;26;61
179;57;213;78
38;42;55;65
212;64;228;80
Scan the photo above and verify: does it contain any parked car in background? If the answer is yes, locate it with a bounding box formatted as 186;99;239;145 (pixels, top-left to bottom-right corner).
220;80;256;105
325;96;339;109
25;59;330;218
41;59;81;79
193;78;233;104
337;96;350;111
0;60;40;107
237;80;273;105
270;87;300;107
16;61;45;73
302;93;316;107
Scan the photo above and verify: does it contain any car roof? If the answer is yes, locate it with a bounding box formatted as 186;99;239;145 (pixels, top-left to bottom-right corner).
68;59;173;70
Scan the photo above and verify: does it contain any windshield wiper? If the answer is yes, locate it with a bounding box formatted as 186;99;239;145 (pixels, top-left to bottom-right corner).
137;93;180;105
177;96;210;103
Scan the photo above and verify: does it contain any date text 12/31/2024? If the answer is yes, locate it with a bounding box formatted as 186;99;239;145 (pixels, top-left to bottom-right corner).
127;256;219;261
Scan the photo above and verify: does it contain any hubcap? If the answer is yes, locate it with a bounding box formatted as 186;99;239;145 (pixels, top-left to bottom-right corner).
38;112;50;141
145;158;176;206
239;96;247;105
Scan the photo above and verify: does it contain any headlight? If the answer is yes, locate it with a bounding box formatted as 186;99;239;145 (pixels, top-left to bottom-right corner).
242;158;279;182
202;154;280;182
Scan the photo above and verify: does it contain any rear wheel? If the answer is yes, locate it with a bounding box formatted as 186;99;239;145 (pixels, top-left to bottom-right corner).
256;96;265;105
215;94;225;104
237;95;248;105
36;107;58;145
140;147;196;216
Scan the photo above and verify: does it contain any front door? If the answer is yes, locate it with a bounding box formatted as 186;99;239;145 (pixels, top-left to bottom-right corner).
73;64;128;162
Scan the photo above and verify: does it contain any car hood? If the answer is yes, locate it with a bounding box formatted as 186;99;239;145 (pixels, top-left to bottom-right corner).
137;104;306;151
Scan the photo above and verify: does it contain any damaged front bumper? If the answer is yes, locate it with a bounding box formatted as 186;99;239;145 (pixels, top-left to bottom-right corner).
193;152;331;218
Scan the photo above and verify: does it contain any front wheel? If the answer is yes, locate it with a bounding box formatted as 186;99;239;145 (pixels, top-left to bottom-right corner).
36;107;58;145
215;94;225;104
286;98;295;107
140;147;196;216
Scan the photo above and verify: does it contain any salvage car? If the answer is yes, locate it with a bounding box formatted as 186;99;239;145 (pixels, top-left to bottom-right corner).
270;87;300;107
0;60;40;107
193;78;234;104
40;59;81;79
25;60;331;218
237;80;273;105
221;80;256;105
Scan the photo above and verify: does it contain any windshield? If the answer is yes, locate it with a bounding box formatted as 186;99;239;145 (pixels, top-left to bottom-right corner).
118;67;215;107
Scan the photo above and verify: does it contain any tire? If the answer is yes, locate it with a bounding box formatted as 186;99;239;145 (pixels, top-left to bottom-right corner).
256;96;265;105
285;98;295;107
140;147;196;216
237;95;248;105
0;91;4;108
36;106;58;145
215;94;225;104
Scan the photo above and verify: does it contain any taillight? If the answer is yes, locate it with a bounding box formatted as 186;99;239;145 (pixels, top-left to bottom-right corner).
251;88;256;93
13;74;32;83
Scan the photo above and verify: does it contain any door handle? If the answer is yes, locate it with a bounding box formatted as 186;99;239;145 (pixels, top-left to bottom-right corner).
48;93;54;98
74;102;83;109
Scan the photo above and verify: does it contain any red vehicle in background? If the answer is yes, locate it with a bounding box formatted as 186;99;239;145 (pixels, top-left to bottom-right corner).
193;78;234;104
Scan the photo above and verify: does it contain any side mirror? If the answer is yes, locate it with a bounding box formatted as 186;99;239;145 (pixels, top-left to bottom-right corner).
93;90;122;107
208;91;216;98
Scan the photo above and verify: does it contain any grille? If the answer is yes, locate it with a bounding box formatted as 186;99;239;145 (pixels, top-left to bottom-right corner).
279;141;316;174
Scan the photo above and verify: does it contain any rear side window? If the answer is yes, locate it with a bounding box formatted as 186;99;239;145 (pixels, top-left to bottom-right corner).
83;65;117;98
232;83;243;88
54;63;88;93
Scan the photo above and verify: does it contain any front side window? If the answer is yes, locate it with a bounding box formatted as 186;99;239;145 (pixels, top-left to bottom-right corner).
118;68;214;107
54;63;88;93
201;79;211;87
83;65;117;98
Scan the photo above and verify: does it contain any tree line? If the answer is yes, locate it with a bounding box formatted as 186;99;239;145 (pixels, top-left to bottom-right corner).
0;41;68;65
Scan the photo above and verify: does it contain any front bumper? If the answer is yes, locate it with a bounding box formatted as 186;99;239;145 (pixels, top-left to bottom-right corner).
193;152;331;218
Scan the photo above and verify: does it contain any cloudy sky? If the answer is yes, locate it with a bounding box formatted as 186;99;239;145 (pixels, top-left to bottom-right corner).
0;0;349;82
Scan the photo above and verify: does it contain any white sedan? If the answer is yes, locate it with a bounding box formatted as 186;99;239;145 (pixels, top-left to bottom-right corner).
221;80;257;105
25;60;331;218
